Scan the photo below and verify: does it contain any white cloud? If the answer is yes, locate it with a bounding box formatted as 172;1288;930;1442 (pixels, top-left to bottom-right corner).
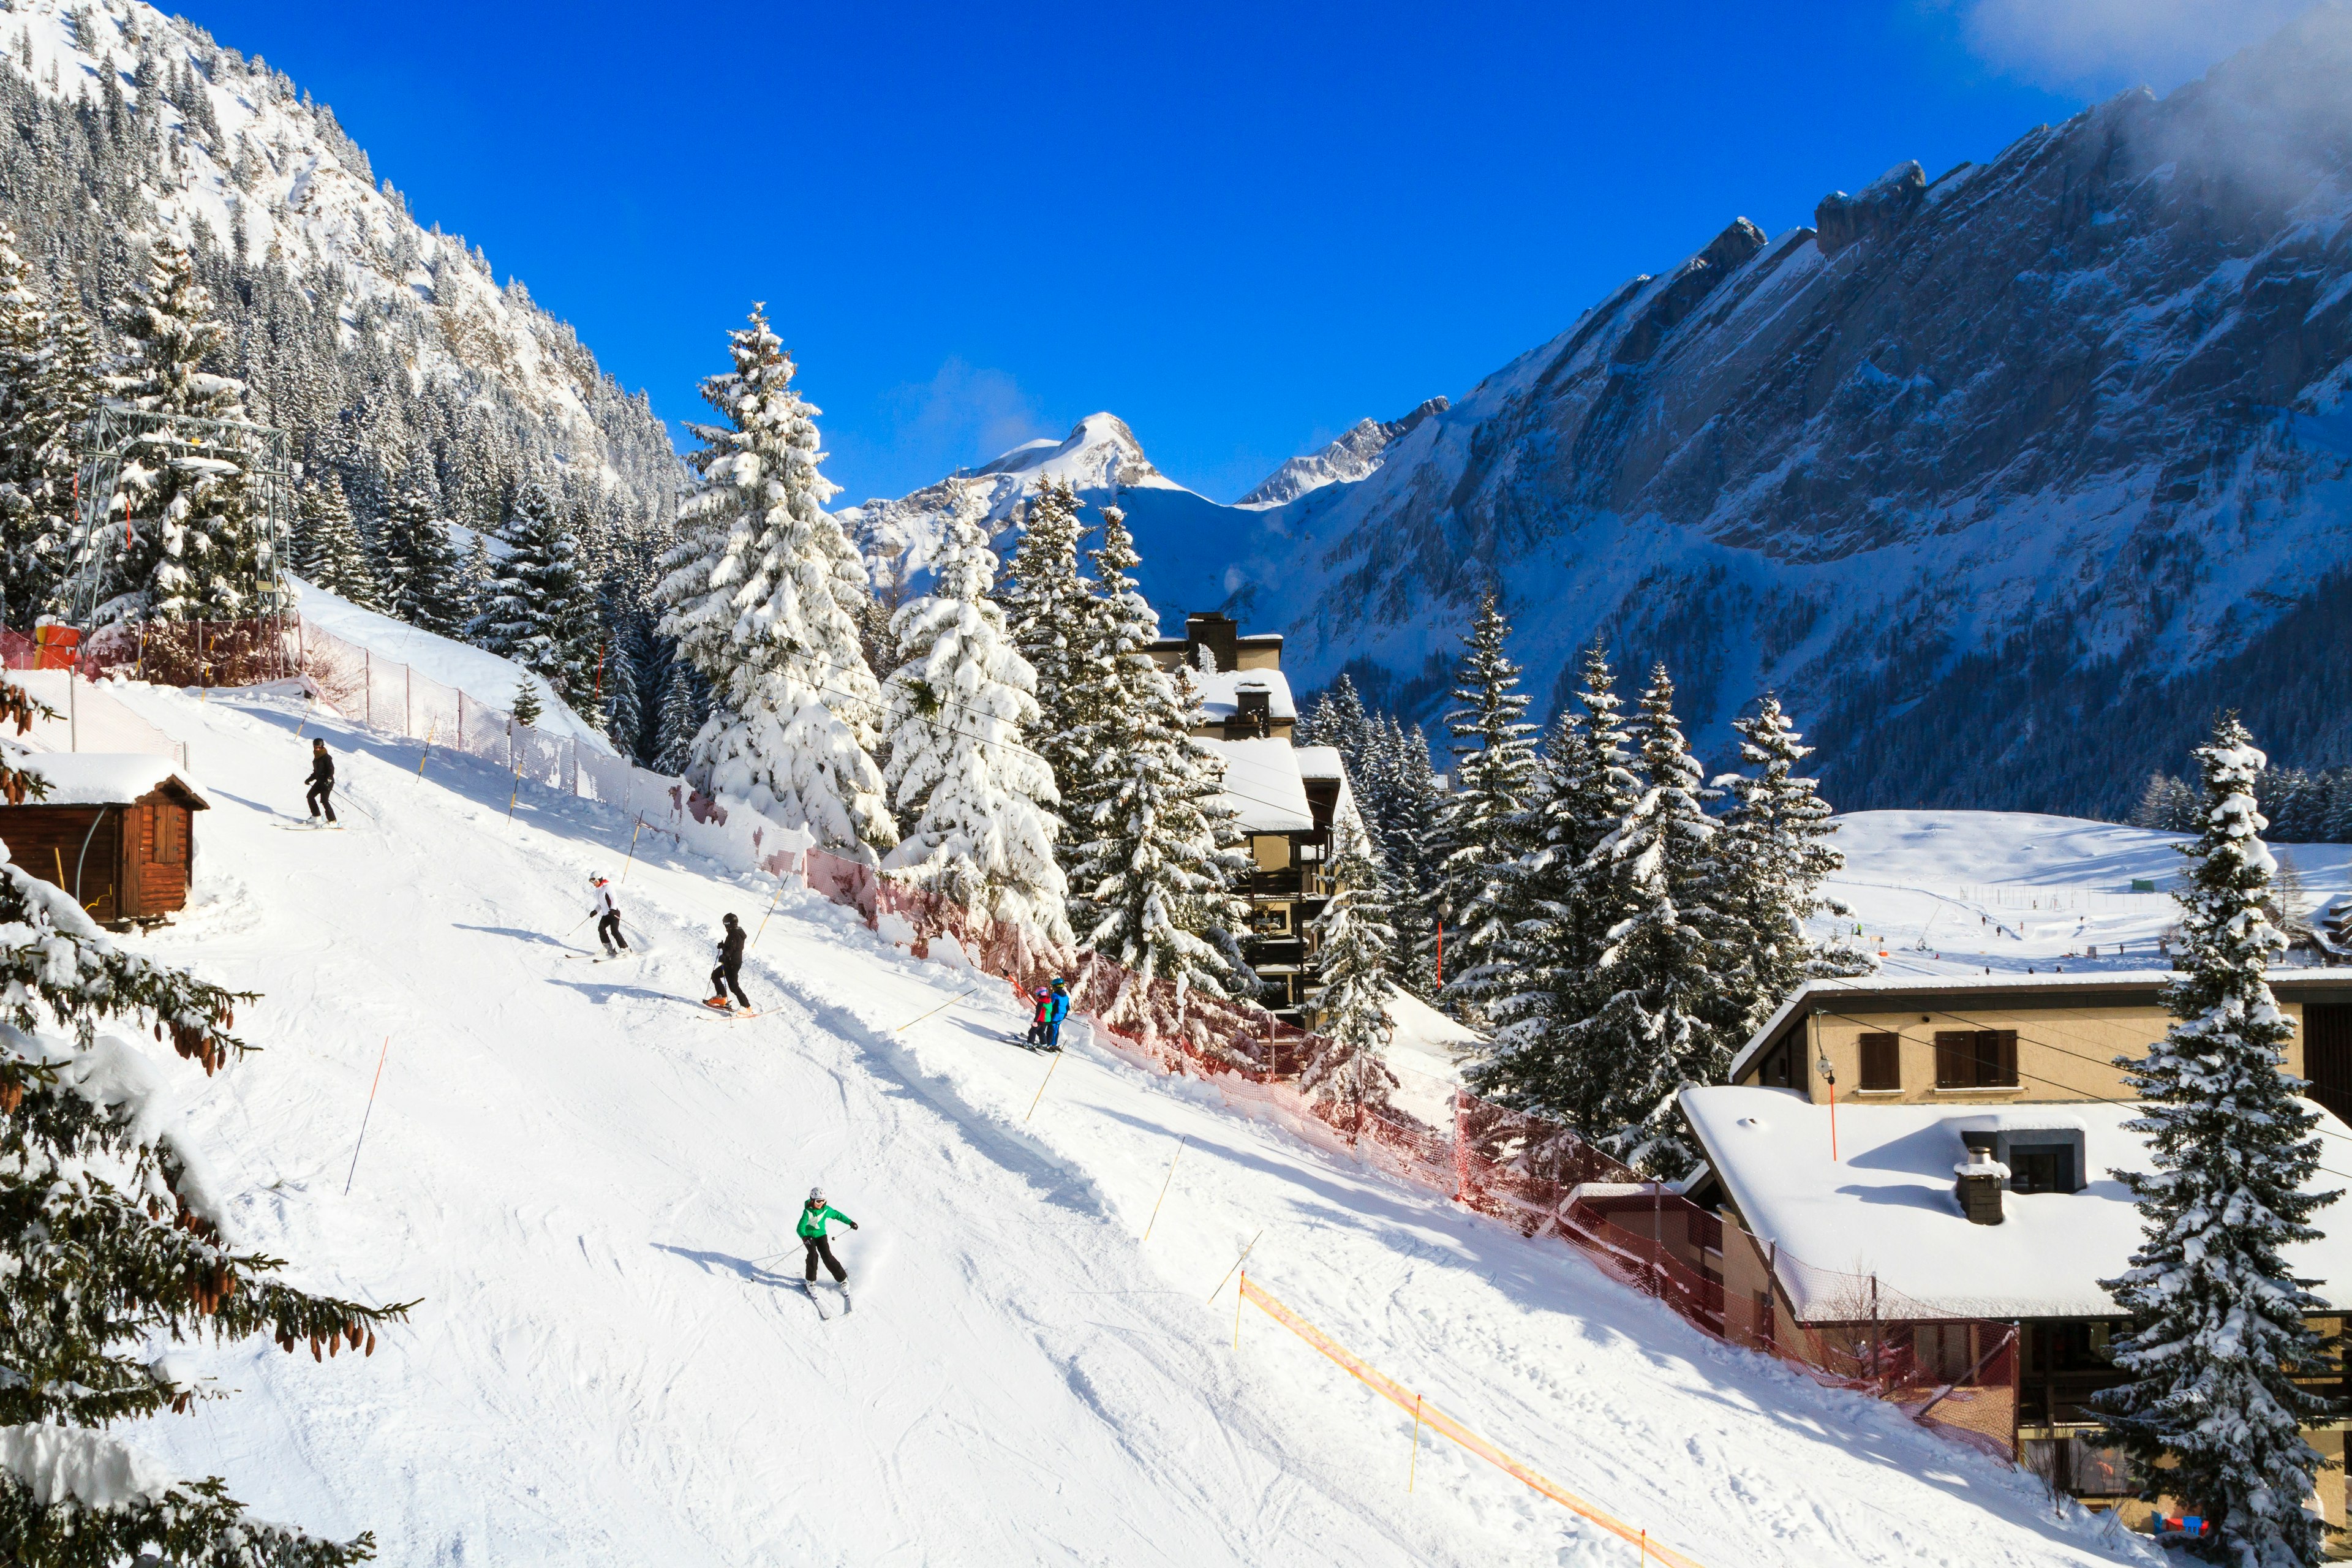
829;357;1057;503
1952;0;2325;90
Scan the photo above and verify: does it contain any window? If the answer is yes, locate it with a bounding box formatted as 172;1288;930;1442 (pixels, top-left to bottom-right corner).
1858;1033;1900;1091
2008;1142;2074;1194
1933;1030;2017;1089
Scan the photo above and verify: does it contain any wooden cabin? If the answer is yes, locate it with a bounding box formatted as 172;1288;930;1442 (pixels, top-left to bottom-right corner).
1;754;207;924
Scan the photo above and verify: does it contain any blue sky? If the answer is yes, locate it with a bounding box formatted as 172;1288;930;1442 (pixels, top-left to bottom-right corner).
194;0;2315;505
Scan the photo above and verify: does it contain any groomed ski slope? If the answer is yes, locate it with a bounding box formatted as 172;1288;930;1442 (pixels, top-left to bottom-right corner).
87;683;2153;1567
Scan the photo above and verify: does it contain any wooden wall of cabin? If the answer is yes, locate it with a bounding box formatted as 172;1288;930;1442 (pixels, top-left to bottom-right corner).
0;806;121;920
123;801;190;918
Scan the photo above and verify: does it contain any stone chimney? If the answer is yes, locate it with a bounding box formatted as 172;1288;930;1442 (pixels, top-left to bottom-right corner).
1953;1141;2007;1226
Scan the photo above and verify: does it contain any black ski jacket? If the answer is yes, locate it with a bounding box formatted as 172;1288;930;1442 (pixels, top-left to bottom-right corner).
307;752;334;786
717;926;746;968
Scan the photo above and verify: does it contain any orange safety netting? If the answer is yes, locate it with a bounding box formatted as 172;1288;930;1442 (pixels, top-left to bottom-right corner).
1238;1274;1711;1567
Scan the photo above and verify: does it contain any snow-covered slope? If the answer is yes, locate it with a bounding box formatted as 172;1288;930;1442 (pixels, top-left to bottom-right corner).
1235;398;1449;509
66;681;2149;1566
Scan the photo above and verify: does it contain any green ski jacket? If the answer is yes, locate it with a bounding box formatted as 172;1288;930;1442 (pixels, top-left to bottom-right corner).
797;1204;854;1240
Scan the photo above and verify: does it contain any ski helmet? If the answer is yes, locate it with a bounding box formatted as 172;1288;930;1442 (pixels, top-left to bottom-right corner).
807;1186;824;1204
1050;976;1068;989
723;913;739;927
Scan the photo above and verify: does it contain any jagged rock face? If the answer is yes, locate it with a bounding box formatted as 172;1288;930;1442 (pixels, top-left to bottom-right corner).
1237;398;1449;508
1244;7;2352;816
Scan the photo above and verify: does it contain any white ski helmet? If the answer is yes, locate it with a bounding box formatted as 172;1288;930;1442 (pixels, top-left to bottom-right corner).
807;1187;824;1204
589;872;606;884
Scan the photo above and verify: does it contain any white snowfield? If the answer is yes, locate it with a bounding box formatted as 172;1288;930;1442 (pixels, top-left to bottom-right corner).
75;687;2149;1566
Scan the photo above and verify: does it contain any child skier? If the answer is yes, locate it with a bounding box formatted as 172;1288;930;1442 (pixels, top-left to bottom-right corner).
304;739;336;824
1040;977;1070;1052
707;912;750;1011
1024;987;1052;1046
799;1188;858;1286
589;873;627;957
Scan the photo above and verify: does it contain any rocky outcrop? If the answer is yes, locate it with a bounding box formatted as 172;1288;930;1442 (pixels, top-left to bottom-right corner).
1814;162;1926;256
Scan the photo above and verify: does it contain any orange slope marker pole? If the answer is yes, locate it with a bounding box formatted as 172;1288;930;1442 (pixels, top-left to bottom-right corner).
343;1036;393;1196
1142;1135;1188;1242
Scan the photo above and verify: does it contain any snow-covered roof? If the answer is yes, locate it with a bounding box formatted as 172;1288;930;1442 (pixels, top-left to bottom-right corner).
1294;745;1345;780
1189;668;1296;725
15;754;208;809
1681;1085;2352;1321
1200;738;1315;833
1728;968;2352;1081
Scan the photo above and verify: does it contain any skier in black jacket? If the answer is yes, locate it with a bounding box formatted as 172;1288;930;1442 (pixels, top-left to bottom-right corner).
304;739;337;824
707;912;751;1011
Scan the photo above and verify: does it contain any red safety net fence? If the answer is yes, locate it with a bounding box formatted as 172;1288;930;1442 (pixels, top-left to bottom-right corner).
805;846;2022;1463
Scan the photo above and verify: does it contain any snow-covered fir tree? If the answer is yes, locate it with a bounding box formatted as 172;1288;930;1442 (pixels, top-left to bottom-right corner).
652;657;701;775
456;531;493;625
1294;674;1376;758
2131;771;2202;834
1302;820;1400;1122
476;480;598;717
2095;716;2342;1567
598;578;648;760
510;677;543;729
880;491;1069;946
1426;592;1539;1013
1359;714;1444;990
0;225;85;627
997;476;1095;817
1469;643;1644;1134
1061;508;1251;1037
1585;666;1733;1178
377;462;462;636
94;244;268;622
0;674;405;1566
656;307;893;857
292;471;381;608
1711;696;1868;1034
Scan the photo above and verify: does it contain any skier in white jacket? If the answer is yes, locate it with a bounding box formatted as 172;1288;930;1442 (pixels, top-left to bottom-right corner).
589;874;628;957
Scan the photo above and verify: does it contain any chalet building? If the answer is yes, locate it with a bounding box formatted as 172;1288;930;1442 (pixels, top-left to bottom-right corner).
1680;970;2352;1532
0;754;208;924
1145;614;1358;1023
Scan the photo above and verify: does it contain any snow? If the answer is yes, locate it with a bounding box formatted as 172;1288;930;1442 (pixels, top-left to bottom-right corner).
1188;666;1297;725
1295;743;1346;779
12;680;2156;1566
1200;736;1314;832
14;752;206;807
0;1423;173;1509
1381;984;1479;1128
1681;1085;2352;1322
292;575;611;749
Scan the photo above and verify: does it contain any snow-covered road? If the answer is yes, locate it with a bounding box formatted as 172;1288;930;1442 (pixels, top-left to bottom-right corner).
83;684;2147;1566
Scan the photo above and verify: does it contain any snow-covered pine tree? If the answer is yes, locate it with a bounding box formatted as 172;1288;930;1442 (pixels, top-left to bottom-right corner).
997;476;1095;816
0;674;406;1566
1294;673;1375;757
1581;665;1735;1178
378;463;462;635
1061;508;1251;1037
510;677;543;728
456;531;493;626
477;480;598;714
1362;715;1444;990
1711;695;1868;1036
292;472;382;608
655;307;894;858
2095;716;2341;1567
1425;592;1539;1016
0;225;74;627
1302;818;1400;1122
880;490;1070;946
96;244;267;623
652;656;701;776
1468;644;1645;1130
598;581;647;760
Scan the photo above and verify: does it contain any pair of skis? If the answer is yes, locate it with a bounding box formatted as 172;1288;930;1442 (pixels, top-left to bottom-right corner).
800;1278;851;1319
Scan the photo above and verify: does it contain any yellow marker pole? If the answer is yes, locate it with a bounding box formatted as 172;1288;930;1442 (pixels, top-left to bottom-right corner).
413;720;436;782
619;816;645;882
1206;1229;1264;1303
1024;1050;1062;1123
1409;1394;1423;1493
1142;1135;1188;1242
294;695;312;737
749;880;786;953
1235;1270;1245;1352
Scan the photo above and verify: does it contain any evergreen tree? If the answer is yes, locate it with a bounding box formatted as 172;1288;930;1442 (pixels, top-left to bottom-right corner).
1360;715;1445;991
379;463;462;636
652;655;700;776
0;674;406;1565
880;491;1069;946
1062;509;1251;1037
997;477;1095;821
1586;665;1733;1178
598;581;647;760
456;531;493;629
0;227;75;627
291;471;382;608
1711;696;1866;1035
1426;592;1539;1014
96;245;266;622
1302;824;1400;1121
477;480;597;714
655;307;893;856
1294;673;1375;758
510;677;543;728
2095;716;2341;1567
1469;644;1645;1132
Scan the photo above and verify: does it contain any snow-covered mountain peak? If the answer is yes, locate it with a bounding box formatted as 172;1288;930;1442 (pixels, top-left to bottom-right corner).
965;412;1183;495
1237;397;1449;508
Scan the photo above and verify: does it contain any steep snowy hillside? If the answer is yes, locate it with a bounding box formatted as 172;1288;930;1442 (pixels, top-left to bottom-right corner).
65;679;2146;1566
1235;398;1449;509
0;0;676;524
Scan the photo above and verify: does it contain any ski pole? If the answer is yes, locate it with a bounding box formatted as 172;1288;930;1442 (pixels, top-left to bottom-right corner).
894;986;978;1032
1207;1229;1264;1303
1143;1134;1188;1242
344;1036;393;1196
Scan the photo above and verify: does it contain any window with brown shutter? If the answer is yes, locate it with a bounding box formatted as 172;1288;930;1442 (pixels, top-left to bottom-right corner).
1935;1031;1971;1088
1858;1033;1900;1091
1933;1030;2018;1089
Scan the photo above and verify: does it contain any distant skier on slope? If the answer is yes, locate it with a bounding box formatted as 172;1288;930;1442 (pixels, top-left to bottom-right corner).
304;739;337;824
707;912;751;1012
1039;977;1070;1052
799;1188;858;1287
589;873;628;957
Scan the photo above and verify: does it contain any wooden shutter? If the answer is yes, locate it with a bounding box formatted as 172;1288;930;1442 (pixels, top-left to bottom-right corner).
1935;1031;1973;1088
1858;1033;1900;1091
2305;1006;2352;1125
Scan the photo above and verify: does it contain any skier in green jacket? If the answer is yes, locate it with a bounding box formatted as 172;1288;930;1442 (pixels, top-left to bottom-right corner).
798;1188;858;1285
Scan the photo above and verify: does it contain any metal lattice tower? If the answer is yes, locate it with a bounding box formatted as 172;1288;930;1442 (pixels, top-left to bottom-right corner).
63;403;295;628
